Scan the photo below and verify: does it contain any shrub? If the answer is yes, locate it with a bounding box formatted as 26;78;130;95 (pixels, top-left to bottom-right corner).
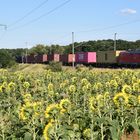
0;50;16;68
48;61;62;72
75;64;86;71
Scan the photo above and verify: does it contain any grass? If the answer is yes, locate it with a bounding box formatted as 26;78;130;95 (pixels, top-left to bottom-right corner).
9;64;48;72
8;63;140;73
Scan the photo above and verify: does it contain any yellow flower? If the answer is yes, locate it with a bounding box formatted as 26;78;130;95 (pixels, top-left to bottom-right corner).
23;93;32;99
25;101;32;107
81;78;88;85
19;107;26;120
133;83;140;93
64;80;69;84
82;82;91;92
2;82;7;88
122;85;132;94
89;96;96;112
19;100;42;121
113;92;128;107
23;93;32;105
69;85;76;93
73;124;79;131
43;122;53;140
45;104;60;118
59;99;71;112
0;69;8;73
96;94;103;101
71;77;77;83
33;101;41;110
132;76;137;84
104;92;110;100
83;128;91;138
114;76;121;85
47;83;54;91
110;80;118;90
18;74;24;81
60;83;66;89
23;82;30;89
94;82;103;92
96;94;104;108
8;82;16;92
105;82;110;89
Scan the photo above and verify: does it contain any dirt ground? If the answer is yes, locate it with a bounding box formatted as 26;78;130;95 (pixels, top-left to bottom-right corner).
121;130;139;140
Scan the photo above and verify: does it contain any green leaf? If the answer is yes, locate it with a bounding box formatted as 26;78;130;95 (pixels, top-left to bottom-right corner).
24;132;32;140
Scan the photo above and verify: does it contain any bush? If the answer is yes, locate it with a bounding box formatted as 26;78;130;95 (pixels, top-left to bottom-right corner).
48;61;62;72
0;50;16;68
75;64;86;71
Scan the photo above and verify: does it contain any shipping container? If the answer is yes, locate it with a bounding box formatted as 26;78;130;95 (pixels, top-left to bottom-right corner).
35;54;48;63
47;54;60;62
75;52;96;63
23;54;35;63
60;54;75;63
118;51;140;64
97;51;124;64
16;56;22;63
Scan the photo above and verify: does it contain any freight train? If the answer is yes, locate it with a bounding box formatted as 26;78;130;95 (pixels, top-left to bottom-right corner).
16;50;140;67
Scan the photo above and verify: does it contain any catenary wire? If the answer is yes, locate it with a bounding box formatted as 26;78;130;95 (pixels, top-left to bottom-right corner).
8;0;72;31
8;0;49;28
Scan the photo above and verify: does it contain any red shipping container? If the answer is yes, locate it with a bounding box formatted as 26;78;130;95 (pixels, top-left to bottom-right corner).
35;54;48;63
133;53;140;63
119;52;140;64
48;54;60;62
23;54;35;63
60;54;75;63
75;52;96;63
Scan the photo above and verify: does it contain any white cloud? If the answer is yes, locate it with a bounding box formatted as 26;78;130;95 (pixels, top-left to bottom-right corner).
121;8;137;15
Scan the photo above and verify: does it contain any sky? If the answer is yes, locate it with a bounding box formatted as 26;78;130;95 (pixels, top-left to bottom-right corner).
0;0;140;48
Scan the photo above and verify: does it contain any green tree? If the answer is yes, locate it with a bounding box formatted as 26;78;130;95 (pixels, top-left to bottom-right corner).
0;49;16;68
49;44;64;54
29;44;48;55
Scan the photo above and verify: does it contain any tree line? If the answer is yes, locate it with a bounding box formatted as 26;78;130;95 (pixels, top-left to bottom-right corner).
0;39;140;68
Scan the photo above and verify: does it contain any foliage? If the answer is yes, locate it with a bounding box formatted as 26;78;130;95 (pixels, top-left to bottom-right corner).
0;69;140;139
48;61;62;72
29;44;49;55
1;39;140;59
0;49;16;68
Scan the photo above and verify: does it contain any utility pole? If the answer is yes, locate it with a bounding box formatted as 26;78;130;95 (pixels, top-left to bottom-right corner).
72;32;75;68
114;33;117;51
25;42;28;63
22;53;24;63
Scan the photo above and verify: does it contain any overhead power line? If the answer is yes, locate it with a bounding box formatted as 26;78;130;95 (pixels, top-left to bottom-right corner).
9;0;72;31
9;0;49;27
0;24;7;30
76;19;140;33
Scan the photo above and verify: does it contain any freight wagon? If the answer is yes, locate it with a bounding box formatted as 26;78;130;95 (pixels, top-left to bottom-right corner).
47;54;60;62
75;52;96;64
23;54;35;63
16;50;140;68
60;54;75;64
97;50;124;67
35;54;48;63
118;51;140;66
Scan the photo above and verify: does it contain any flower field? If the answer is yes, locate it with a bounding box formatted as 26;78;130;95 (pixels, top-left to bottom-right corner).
0;68;140;140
